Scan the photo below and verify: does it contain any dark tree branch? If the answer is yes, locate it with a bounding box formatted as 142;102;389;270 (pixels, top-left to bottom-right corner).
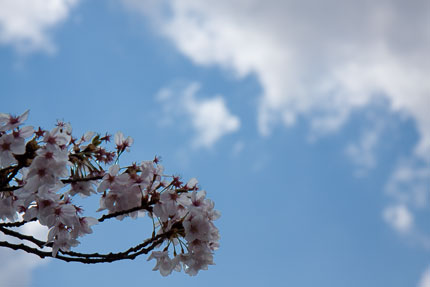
0;175;104;192
0;212;181;263
0;231;170;263
5;166;21;186
0;185;22;192
0;226;46;248
62;175;103;184
0;218;36;227
0;165;19;186
58;231;169;259
0;139;40;191
98;201;155;222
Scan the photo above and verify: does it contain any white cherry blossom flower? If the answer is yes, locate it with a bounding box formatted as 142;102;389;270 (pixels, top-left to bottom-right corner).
97;164;121;193
115;131;133;153
0;195;18;221
181;242;215;276
183;214;211;243
185;178;198;190
69;181;96;197
0;134;19;167
73;216;98;237
48;224;80;257
76;131;95;146
43;125;71;147
0;110;29;132
25;158;68;192
148;251;181;276
12;125;34;139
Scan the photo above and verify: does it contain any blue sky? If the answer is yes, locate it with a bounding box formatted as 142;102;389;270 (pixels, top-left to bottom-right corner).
1;1;429;286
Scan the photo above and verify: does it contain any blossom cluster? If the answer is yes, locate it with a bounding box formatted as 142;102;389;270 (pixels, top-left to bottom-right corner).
150;185;220;276
0;111;220;276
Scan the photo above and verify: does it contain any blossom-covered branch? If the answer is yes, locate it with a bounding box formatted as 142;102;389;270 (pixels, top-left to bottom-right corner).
0;111;220;276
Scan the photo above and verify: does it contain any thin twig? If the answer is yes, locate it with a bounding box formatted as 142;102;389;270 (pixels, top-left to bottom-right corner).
98;201;155;222
62;175;103;184
0;175;104;192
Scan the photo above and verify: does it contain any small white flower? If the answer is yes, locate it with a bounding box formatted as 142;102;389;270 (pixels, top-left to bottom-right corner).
148;251;180;276
76;131;95;146
73;217;98;237
185;178;198;189
183;214;211;243
0;196;18;221
69;181;96;197
0;110;29;132
97;164;121;193
0;134;20;167
115;131;133;153
48;224;80;257
43;125;71;147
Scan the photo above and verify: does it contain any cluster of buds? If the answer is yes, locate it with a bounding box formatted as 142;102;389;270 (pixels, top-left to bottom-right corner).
0;111;220;276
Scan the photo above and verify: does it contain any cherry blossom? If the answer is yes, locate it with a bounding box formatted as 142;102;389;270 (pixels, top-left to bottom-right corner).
147;251;181;276
115;131;133;153
0;110;29;132
69;181;96;197
0;111;220;276
0;134;19;167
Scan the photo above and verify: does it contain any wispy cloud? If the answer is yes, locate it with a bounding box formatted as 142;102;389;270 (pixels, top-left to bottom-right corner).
383;204;413;233
345;121;384;176
383;159;430;247
0;0;79;53
386;160;430;208
231;141;244;157
0;221;49;286
156;82;240;148
419;266;430;287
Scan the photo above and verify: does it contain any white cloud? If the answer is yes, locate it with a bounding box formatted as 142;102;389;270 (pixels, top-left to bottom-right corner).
383;204;413;233
123;0;430;159
345;121;384;176
0;0;79;52
0;221;49;286
386;160;430;208
383;159;430;247
156;83;240;148
419;266;430;287
124;0;430;248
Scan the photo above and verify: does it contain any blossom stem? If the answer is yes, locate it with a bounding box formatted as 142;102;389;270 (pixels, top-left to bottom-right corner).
98;201;156;222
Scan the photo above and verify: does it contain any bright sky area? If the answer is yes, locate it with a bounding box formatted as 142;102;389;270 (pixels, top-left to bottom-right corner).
0;1;429;286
